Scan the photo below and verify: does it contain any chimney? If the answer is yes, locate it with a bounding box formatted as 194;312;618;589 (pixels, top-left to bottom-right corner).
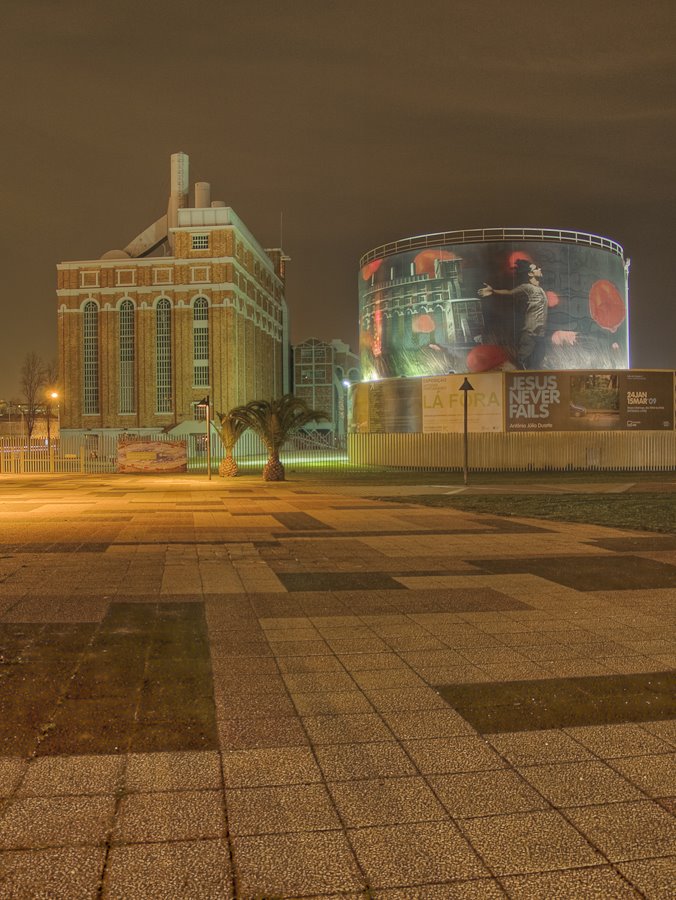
167;152;189;251
195;182;211;208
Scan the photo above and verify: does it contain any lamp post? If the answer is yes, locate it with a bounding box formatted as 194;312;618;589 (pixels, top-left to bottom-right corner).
47;391;59;472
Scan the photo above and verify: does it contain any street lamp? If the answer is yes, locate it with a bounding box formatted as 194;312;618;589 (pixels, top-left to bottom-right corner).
46;390;59;471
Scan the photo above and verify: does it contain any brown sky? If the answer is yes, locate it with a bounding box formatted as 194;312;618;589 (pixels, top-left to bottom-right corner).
2;0;675;397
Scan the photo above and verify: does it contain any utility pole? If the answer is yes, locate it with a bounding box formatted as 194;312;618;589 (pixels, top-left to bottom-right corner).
459;377;474;486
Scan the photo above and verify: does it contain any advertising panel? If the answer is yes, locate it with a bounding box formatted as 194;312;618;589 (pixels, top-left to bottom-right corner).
366;379;422;433
422;373;503;433
359;240;628;380
117;439;188;473
506;371;674;432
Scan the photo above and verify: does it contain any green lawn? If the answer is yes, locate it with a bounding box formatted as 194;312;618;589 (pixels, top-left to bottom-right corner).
377;492;675;534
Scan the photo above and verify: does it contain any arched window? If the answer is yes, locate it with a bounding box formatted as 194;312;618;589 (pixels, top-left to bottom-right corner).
119;300;135;414
83;300;99;414
193;297;209;387
156;299;172;413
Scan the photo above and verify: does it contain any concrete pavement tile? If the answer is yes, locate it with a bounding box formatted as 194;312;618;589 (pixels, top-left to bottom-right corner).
213;690;297;718
403;736;507;775
276;654;346;673
112;789;224;843
220;746;321;787
103;839;233;899
462;809;602;875
328;776;447;827
381;709;477;739
17;754;123;797
226;783;341;835
364;687;448;713
519;760;644;807
608;753;676;797
301;713;393;745
0;759;27;798
500;865;640;898
232;830;364;896
337;652;409;671
281;671;358;692
372;881;507;899
267;639;333;656
564;723;674;758
429;770;548;818
640;721;676;748
564;800;676;861
616;857;676;898
352;668;428;690
349;821;487;887
485;730;595;766
315;742;416;780
124;751;221;792
0;795;116;848
290;690;374;715
218;714;310;749
210;654;279;674
0;846;106;899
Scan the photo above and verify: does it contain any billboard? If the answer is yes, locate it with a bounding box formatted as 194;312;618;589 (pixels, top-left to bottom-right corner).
117;439;188;473
422;373;503;433
359;239;628;380
506;371;674;432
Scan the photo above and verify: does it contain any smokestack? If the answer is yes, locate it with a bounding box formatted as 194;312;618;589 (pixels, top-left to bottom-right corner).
195;182;211;208
167;152;189;251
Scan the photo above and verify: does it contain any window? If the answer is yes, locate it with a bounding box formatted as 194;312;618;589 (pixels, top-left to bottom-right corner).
192;234;209;251
193;297;209;387
156;299;172;413
83;301;99;414
119;300;135;414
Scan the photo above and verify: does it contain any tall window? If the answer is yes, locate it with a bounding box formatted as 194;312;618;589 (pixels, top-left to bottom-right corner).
119;300;135;413
193;297;209;387
83;300;99;414
156;299;172;413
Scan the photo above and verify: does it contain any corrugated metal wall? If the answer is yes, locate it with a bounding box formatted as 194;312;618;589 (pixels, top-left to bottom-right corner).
348;431;676;471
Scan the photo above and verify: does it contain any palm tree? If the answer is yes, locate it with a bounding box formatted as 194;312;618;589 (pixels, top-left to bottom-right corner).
215;410;249;477
231;395;329;481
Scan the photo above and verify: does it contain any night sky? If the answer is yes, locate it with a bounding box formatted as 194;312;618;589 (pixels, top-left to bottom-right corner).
3;0;675;398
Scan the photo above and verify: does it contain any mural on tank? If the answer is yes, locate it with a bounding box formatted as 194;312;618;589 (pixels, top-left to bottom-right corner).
359;241;628;379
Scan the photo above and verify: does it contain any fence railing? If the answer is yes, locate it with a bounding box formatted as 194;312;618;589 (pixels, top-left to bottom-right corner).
1;429;673;475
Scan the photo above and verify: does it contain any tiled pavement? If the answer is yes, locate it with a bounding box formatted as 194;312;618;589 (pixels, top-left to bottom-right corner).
0;474;674;898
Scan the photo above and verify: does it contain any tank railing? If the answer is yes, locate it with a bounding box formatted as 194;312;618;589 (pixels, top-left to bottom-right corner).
360;228;624;265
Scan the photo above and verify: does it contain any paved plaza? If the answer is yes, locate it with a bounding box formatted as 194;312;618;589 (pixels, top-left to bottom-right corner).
0;473;674;898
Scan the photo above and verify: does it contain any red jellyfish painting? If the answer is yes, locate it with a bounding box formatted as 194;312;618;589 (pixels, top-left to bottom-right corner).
361;258;383;281
466;344;511;373
411;313;436;334
589;280;626;332
413;249;457;277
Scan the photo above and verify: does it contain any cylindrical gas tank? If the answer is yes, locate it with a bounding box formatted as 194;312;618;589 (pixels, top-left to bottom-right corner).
195;182;211;208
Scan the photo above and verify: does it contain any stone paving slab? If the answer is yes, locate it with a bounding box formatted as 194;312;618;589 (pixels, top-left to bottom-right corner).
0;473;674;898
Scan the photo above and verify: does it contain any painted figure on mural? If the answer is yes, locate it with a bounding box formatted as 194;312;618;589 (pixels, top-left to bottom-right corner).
478;259;548;369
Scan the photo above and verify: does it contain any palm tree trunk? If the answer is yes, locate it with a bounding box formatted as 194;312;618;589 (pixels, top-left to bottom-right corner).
263;452;285;481
218;451;238;477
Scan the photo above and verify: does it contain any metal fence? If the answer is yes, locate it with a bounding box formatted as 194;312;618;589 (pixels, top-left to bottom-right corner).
0;430;349;476
1;429;673;476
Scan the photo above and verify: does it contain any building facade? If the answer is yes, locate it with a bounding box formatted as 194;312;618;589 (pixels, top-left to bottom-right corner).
293;338;360;437
57;153;289;439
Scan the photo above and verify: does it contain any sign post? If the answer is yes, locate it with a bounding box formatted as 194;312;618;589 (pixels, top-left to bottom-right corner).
459;377;474;485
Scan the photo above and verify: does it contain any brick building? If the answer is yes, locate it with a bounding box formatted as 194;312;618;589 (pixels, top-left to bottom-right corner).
57;153;289;440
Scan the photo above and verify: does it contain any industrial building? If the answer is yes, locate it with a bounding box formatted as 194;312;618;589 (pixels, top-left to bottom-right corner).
57;153;289;444
292;338;360;438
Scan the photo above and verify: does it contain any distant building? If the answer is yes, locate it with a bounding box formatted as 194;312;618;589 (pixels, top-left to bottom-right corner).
57;153;289;441
292;338;360;436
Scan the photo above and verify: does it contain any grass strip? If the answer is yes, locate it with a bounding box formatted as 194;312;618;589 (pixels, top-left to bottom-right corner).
376;492;675;533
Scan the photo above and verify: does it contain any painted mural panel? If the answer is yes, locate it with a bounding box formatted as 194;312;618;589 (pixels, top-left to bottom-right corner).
117;439;188;473
359;241;628;380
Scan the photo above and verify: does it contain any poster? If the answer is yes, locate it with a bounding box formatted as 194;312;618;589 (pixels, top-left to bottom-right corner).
422;373;503;433
117;439;188;473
